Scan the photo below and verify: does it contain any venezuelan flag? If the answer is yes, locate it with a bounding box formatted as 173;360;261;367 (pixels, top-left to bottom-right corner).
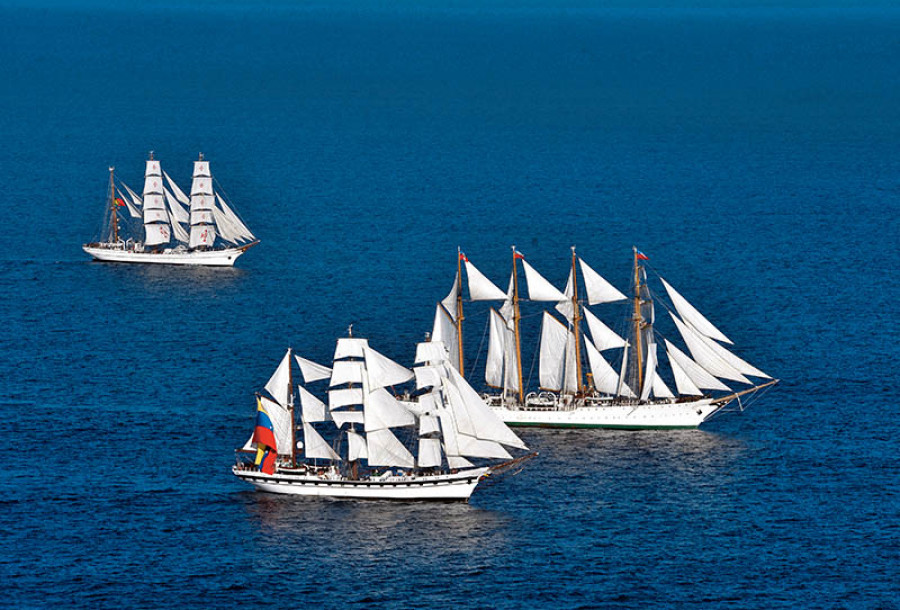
255;446;276;475
252;396;278;451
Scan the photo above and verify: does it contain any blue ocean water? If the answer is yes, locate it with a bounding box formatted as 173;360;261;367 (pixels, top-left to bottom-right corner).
0;2;897;607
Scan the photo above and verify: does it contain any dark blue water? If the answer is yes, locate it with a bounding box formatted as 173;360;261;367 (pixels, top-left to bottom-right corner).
1;2;897;607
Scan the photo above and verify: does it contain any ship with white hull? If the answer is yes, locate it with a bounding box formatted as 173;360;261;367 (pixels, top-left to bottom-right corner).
427;247;777;430
233;333;533;501
84;153;258;267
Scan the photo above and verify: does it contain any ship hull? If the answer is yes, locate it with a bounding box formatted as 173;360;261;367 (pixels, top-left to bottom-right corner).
490;398;723;430
83;243;256;267
232;466;489;501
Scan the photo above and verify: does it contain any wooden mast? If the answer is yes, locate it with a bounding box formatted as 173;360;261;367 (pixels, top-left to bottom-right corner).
570;246;584;395
632;247;644;398
456;247;465;376
287;347;297;468
512;246;524;404
108;166;118;243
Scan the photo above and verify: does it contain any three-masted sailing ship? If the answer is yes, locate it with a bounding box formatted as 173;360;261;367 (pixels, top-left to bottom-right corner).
83;153;258;266
427;246;778;429
233;331;533;501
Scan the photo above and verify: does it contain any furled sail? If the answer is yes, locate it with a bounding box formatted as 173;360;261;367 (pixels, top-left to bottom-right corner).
366;428;415;468
294;354;332;383
521;259;567;302
538;312;577;394
464;260;507;300
578;258;627;304
189;159;216;248
661;278;733;344
303;420;341;460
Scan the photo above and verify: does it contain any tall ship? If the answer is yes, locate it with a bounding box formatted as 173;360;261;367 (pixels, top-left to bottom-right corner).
83;153;258;266
233;331;533;501
426;246;778;429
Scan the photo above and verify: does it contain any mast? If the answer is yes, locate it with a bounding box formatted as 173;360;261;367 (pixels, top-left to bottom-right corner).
632;247;644;398
512;246;524;404
108;167;118;243
287;347;296;467
570;247;584;395
456;247;465;376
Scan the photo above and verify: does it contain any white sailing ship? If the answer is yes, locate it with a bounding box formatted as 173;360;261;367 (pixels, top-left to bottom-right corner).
83;153;258;266
428;246;778;429
233;331;533;501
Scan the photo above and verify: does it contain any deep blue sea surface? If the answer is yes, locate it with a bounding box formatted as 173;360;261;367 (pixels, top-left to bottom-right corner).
0;2;897;607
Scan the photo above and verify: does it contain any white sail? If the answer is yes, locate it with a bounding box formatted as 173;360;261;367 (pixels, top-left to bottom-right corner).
539;312;577;393
457;434;513;460
330;360;364;387
366;428;415;468
664;339;731;392
298;385;330;422
430;304;460;371
521;259;567;301
143;193;165;211
640;342;659;401
189;159;216;248
414;365;442;390
585;338;629;396
668;351;703;396
364;388;416;432
169;213;189;243
464;260;507;300
616;342;636;398
363;346;414;391
415;341;448;364
442;272;459;320
328;388;364;409
334;337;369;360
294;354;332;383
578;258;627;304
347;430;368;461
303;420;341;461
264;350;292;406
163;171;191;205
116;188;141;219
583;308;627;350
260;396;293;457
554;269;576;322
212;205;242;244
417;438;442;468
485;308;507;388
447;367;527;449
331;410;365;428
216;193;255;241
661;277;733;345
122;183;143;207
419;413;441;436
143;208;169;224
447;456;474;469
144;223;171;246
670;314;753;383
651;371;674;399
164;188;190;224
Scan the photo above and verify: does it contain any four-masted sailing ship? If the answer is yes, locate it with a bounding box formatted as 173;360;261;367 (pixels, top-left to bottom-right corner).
233;330;533;501
427;246;778;429
83;153;258;266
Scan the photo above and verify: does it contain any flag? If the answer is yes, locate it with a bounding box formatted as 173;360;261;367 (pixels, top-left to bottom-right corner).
114;197;125;207
459;252;468;262
513;250;525;260
636;250;649;261
252;396;277;475
255;446;276;475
